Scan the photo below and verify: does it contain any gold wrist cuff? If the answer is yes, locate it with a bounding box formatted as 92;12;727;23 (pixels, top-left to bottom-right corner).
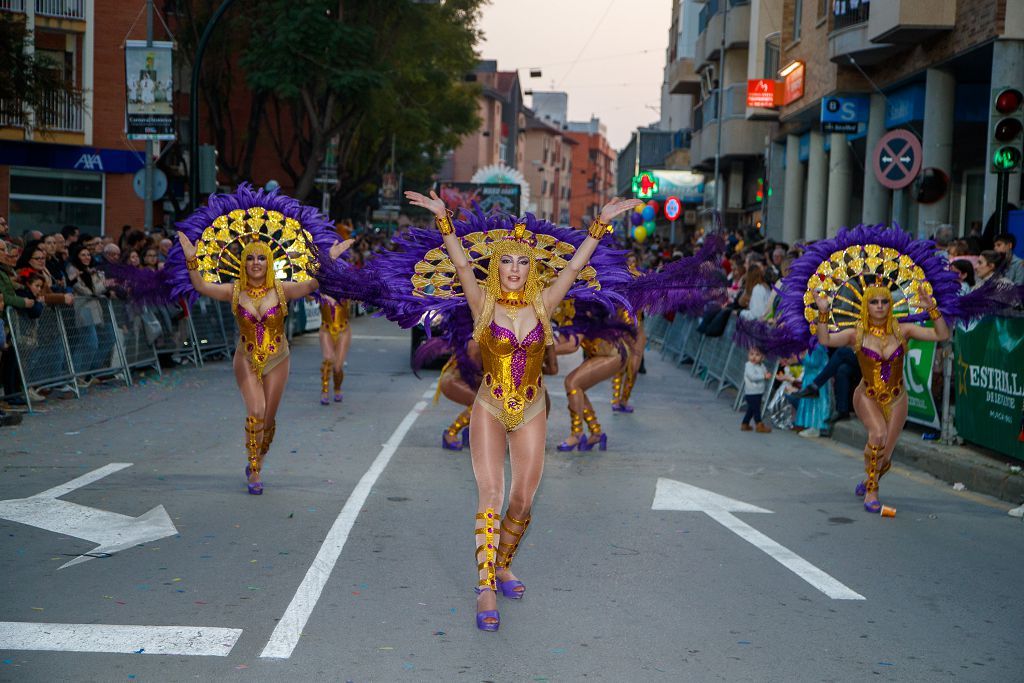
588;219;611;240
186;257;199;271
927;306;941;321
435;211;454;236
817;311;829;324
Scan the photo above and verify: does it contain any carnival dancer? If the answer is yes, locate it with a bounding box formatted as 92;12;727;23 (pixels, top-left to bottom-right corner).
168;185;349;495
402;192;640;631
318;296;351;405
611;255;646;413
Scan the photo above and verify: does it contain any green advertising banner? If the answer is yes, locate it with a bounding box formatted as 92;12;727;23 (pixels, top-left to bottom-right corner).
954;317;1024;460
904;337;939;429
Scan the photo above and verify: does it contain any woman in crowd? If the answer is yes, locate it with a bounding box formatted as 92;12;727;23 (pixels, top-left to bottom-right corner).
950;259;975;295
973;250;1004;291
66;243;115;377
738;266;771;320
15;240;73;307
402;191;640;631
169;185;349;495
142;246;161;272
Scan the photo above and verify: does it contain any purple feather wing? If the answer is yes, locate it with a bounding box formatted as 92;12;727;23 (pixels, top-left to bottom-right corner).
100;262;174;307
620;234;728;315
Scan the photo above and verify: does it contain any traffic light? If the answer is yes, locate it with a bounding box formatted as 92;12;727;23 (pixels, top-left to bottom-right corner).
991;87;1023;173
756;178;764;203
631;171;659;199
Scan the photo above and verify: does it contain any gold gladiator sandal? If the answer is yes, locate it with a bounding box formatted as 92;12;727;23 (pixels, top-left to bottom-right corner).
557;392;584;451
320;360;331;405
611;374;623;406
495;512;531;599
474;508;500;631
332;367;344;403
245;415;264;495
442;407;472;451
260;420;276;459
862;443;883;513
580;407;608;451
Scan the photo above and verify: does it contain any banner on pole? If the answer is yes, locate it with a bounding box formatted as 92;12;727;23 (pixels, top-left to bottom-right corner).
953;317;1024;460
125;40;175;140
904;337;939;429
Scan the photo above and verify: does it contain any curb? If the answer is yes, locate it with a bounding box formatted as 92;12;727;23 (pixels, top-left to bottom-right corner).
829;420;1024;505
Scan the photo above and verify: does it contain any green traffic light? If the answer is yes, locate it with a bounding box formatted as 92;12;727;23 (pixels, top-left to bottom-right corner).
993;146;1022;171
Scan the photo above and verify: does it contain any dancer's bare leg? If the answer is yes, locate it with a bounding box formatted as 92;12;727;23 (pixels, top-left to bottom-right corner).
853;385;888;507
257;356;290;471
234;351;265;484
469;406;508;624
496;412;546;591
563;355;623;446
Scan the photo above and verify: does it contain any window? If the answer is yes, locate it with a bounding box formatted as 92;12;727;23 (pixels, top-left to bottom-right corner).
9;168;104;236
541;179;548;196
764;33;780;79
817;0;827;18
792;0;803;41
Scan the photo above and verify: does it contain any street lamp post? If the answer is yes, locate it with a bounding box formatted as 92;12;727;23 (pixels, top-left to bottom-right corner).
189;0;238;212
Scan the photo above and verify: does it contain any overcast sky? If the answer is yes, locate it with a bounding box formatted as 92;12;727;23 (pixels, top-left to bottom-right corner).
477;0;672;152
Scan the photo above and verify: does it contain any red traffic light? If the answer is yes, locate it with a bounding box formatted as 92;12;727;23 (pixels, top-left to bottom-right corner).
995;88;1023;114
995;117;1023;142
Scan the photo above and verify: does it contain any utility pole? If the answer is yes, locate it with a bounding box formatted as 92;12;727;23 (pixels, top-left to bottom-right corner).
144;0;153;231
713;1;728;216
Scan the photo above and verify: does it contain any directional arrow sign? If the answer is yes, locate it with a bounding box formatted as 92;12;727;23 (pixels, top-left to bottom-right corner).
652;478;864;600
0;463;177;569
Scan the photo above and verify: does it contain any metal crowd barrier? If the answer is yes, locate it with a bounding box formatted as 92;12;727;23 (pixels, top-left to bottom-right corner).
55;298;131;389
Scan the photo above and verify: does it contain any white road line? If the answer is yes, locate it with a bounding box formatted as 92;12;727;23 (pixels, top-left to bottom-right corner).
705;510;865;600
260;386;436;659
0;622;242;656
31;462;132;499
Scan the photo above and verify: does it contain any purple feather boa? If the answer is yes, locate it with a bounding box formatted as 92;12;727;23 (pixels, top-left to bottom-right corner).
620;234;728;315
165;183;340;303
732;317;808;359
100;262;174;308
410;305;482;387
776;224;962;350
360;207;634;330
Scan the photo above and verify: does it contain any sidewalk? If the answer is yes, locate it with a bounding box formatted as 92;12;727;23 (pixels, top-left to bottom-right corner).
828;418;1024;505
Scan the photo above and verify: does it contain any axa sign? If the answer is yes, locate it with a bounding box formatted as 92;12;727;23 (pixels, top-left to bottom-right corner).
74;153;104;171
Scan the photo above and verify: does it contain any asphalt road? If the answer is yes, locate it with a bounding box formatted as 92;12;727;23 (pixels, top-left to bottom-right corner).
1;313;1021;682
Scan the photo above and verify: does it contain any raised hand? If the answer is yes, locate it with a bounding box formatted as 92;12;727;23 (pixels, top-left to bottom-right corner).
177;232;197;261
598;197;645;223
918;290;936;311
405;190;447;218
329;238;355;260
814;289;830;313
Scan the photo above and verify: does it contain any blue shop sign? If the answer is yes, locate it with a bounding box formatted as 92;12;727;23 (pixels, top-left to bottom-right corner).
821;96;869;134
0;140;145;174
885;84;925;127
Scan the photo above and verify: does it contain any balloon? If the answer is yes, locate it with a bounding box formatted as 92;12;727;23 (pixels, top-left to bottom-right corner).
634;226;647;242
630;212;643;226
647;200;659;215
644;220;656;232
633;204;645;213
641;206;655;221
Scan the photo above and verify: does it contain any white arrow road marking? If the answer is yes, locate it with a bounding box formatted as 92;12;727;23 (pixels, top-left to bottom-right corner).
0;462;178;569
0;623;242;656
260;386;436;659
652;478;865;600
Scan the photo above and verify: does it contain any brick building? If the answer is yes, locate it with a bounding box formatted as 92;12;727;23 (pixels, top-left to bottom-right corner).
0;0;152;237
564;117;616;228
522;111;575;224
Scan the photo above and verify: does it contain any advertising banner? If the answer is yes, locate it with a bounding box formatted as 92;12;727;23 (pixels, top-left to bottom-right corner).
904;337;939;429
438;182;521;216
125;40;175;140
953;317;1024;460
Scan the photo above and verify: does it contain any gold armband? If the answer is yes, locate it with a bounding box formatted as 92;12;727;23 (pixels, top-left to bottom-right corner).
588;219;612;240
435;210;454;236
186;257;199;272
927;306;941;321
817;310;829;324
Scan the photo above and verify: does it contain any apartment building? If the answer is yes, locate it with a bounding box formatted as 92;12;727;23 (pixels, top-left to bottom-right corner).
522;111;574;224
0;0;148;236
564;117;616;227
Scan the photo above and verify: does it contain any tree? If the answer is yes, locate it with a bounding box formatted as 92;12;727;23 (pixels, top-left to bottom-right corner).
0;13;82;132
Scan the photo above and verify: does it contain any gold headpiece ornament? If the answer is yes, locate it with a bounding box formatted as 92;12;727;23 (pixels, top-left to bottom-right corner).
805;243;932;336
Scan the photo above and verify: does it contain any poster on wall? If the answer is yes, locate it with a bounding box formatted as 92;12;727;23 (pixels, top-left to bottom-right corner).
125;40;175;140
438;182;521;216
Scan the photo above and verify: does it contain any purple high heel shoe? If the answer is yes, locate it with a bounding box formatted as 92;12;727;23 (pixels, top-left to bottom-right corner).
864;499;881;513
855;481;867;497
611;403;634;413
333;392;343;403
320;394;330;406
441;429;465;451
497;576;526;599
245;466;263;495
556;438;580;451
578;433;608;452
474;588;499;631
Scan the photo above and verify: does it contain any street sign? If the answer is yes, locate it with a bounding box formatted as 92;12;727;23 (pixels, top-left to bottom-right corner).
651;478;865;600
664;196;682;221
821;95;868;134
746;79;778;108
632;171;659;199
0;463;177;569
132;168;168;200
873;129;922;190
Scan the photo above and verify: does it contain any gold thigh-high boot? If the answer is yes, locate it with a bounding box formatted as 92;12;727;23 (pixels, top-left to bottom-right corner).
557;389;584;451
581;406;608;451
320;360;331;405
260;419;276;461
620;368;637;408
862;443;883;513
245;415;264;495
495;512;531;599
442;407;472;451
332;366;344;402
611;373;624;406
474;508;499;631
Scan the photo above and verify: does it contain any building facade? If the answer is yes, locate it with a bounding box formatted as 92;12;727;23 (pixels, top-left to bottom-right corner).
564;117;617;227
522;111;574;224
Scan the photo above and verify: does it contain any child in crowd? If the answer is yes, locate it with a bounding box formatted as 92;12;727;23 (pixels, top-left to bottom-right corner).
741;347;772;433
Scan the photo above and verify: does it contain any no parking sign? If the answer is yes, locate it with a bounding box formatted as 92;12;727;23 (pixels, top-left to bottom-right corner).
664;196;682;221
873;129;922;190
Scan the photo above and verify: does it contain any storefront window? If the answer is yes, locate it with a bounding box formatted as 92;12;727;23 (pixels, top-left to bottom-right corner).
8;167;104;236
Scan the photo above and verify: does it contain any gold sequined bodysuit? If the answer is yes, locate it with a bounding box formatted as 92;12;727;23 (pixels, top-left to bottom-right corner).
320;299;350;341
475;320;547;431
854;332;907;420
233;281;289;381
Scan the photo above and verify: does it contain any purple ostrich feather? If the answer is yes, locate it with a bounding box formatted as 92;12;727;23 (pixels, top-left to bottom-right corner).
732;317;809;358
165;183;341;303
410;305;482;387
776;224;962;350
620;233;728;315
100;262;173;308
361;206;634;330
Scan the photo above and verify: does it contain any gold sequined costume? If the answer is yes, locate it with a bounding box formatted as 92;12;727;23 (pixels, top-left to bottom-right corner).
320;299;350;341
232;242;290;382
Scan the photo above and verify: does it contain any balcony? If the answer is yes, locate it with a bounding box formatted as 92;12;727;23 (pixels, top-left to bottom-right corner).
695;0;751;70
0;1;85;19
690;83;770;168
0;90;83;133
868;0;955;44
668;57;700;96
828;0;900;65
0;0;26;12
